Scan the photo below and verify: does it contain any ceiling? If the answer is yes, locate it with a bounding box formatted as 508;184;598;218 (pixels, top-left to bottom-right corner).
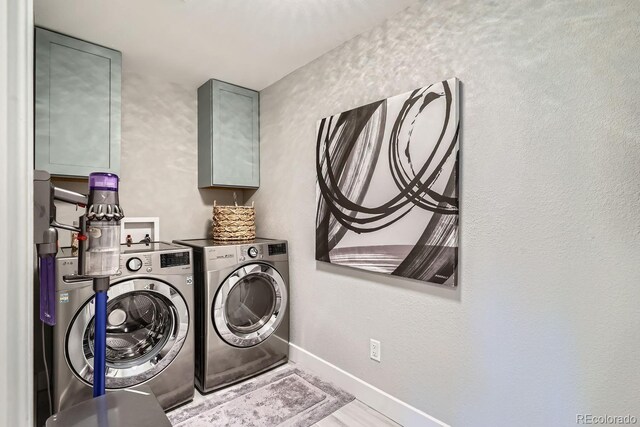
34;0;417;90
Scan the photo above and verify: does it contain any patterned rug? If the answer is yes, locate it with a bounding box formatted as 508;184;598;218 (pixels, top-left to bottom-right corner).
168;364;355;426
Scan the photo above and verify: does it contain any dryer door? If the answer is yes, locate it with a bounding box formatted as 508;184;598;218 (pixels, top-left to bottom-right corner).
213;263;287;348
66;278;189;388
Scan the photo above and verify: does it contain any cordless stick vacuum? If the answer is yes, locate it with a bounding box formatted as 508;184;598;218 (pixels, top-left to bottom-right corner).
78;173;123;397
34;171;124;399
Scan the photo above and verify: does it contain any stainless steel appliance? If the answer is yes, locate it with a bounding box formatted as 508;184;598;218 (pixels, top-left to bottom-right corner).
52;242;194;412
173;238;289;393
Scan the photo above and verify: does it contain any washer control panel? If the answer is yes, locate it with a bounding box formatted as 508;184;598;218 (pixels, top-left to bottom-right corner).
61;247;193;283
161;251;190;268
248;247;259;258
121;253;152;274
126;257;143;272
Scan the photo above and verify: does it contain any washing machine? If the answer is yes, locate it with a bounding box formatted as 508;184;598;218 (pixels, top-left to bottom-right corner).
52;242;194;412
173;238;289;393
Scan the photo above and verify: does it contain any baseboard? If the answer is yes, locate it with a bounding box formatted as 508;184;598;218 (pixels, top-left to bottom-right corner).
289;343;449;427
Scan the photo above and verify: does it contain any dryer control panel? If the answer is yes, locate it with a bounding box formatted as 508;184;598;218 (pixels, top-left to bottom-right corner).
198;239;288;271
205;246;238;270
268;243;287;256
239;244;264;262
238;242;288;263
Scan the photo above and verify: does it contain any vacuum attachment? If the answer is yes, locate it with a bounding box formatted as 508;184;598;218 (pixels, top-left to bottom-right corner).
34;170;88;326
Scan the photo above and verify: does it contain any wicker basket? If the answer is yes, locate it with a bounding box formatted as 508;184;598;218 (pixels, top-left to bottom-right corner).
211;200;256;241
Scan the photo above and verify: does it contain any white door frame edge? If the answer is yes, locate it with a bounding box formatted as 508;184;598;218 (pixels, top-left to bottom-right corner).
0;0;35;425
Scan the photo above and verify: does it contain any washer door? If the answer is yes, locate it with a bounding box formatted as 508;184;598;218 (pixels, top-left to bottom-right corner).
66;279;189;388
213;263;287;348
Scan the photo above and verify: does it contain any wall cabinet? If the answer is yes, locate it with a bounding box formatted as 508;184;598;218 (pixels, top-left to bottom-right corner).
35;28;121;177
198;79;259;188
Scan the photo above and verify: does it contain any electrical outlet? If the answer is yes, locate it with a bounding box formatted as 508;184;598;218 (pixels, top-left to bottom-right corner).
370;339;381;362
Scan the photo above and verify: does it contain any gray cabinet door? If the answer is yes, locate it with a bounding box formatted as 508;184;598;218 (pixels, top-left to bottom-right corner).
35;28;121;177
198;80;259;188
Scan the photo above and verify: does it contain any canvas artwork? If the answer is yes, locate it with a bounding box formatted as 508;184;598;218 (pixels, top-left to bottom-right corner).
315;78;459;286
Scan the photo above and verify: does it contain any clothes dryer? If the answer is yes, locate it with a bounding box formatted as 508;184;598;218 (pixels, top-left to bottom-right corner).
173;238;289;393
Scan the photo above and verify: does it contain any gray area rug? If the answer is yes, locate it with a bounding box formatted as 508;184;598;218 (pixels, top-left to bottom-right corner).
169;364;355;426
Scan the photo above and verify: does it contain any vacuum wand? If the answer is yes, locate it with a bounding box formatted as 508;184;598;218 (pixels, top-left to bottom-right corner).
92;277;110;397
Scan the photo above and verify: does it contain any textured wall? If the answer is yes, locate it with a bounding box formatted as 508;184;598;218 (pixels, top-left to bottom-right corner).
53;71;240;245
249;1;640;425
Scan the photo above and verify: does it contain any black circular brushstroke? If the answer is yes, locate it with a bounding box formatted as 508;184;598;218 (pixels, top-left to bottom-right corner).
389;81;459;212
315;80;460;266
321;82;457;224
317;81;458;229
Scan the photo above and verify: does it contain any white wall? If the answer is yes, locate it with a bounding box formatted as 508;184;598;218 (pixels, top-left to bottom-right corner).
53;71;241;245
249;1;640;425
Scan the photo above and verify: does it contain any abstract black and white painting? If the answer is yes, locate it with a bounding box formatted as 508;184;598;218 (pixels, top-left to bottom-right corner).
316;78;459;286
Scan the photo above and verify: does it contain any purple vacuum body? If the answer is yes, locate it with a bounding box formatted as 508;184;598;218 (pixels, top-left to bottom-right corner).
89;172;119;191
